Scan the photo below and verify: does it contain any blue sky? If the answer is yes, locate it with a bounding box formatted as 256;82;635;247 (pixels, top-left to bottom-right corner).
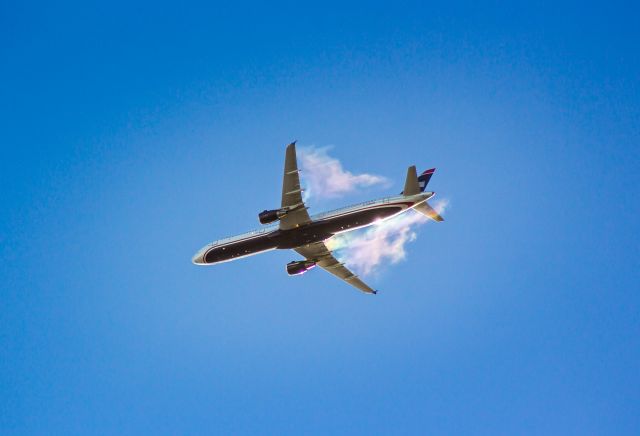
1;1;639;434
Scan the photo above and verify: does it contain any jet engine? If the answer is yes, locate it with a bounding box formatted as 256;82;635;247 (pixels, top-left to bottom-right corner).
286;260;317;276
258;208;288;224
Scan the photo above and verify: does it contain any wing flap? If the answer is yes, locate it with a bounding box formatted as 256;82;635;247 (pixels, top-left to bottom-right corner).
294;242;377;294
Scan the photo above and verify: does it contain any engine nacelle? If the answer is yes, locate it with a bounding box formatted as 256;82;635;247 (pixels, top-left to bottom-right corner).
286;260;317;276
258;208;288;224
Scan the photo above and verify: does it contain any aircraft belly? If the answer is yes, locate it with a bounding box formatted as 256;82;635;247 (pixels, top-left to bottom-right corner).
276;205;405;249
204;236;278;263
316;205;403;234
203;205;405;260
274;227;334;249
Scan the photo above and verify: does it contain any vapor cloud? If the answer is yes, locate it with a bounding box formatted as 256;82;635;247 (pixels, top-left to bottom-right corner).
298;146;389;200
326;198;450;277
297;144;448;277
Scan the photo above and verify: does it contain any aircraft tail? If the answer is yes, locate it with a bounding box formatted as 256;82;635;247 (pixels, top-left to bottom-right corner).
402;166;443;222
414;201;444;222
418;168;435;191
401;166;436;195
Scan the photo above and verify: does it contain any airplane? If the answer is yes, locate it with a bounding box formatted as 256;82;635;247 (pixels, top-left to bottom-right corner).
192;142;444;294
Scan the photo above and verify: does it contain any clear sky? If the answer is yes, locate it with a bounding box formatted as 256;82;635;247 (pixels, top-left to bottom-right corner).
2;1;639;434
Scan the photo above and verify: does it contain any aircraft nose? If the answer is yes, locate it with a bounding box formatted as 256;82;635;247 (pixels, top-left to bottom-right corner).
192;249;206;265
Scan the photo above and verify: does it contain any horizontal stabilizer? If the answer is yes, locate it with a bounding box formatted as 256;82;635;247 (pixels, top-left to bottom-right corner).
414;201;444;222
403;166;420;196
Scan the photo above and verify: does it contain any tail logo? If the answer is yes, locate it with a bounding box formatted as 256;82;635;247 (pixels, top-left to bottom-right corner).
418;168;435;192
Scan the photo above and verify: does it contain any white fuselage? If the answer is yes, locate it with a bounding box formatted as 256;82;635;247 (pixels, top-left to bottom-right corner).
192;192;433;265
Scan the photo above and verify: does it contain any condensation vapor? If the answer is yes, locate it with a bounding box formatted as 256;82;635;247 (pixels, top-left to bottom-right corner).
297;144;448;277
326;199;449;277
298;146;389;200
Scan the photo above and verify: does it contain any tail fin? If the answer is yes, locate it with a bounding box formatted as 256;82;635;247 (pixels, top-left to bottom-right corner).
403;166;443;222
401;167;436;195
418;168;435;192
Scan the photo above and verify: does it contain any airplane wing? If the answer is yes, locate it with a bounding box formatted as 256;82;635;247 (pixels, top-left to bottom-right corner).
279;142;312;230
294;241;377;294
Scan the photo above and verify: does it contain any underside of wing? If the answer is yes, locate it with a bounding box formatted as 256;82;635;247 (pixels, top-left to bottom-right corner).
279;142;312;230
294;242;377;294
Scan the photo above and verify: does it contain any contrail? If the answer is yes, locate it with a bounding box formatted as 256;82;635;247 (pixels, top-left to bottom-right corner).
326;198;449;277
298;146;389;200
298;144;448;277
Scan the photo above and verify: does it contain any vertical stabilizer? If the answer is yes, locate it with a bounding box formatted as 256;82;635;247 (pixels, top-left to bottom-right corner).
418;168;435;191
402;167;436;195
